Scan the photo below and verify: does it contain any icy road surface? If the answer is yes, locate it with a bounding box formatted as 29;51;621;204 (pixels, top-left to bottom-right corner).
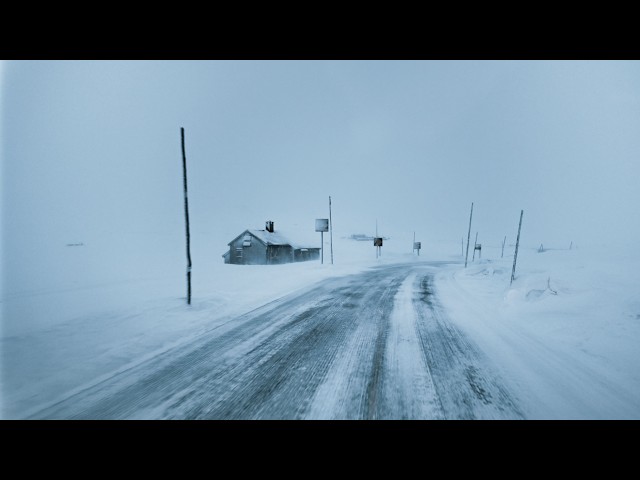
31;263;524;419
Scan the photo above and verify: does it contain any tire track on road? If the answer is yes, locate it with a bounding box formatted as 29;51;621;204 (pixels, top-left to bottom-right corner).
31;263;524;420
413;274;524;419
33;267;407;419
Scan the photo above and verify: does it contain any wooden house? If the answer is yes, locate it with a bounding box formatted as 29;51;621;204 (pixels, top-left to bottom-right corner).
223;221;320;265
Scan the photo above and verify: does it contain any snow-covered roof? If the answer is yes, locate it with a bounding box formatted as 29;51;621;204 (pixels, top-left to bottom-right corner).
229;229;318;250
248;229;293;246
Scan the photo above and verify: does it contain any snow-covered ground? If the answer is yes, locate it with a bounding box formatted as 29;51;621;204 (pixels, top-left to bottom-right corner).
2;235;639;419
0;236;393;418
435;244;640;419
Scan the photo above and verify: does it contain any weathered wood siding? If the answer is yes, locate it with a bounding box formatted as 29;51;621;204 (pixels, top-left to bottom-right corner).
267;245;294;264
228;232;268;265
293;248;320;262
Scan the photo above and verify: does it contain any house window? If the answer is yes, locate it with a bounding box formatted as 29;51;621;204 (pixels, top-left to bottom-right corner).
235;247;243;258
243;235;251;247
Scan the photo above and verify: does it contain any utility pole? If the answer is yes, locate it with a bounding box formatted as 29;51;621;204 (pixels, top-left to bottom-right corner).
181;127;192;305
465;202;473;268
511;210;524;286
502;235;506;258
329;196;334;264
413;231;416;254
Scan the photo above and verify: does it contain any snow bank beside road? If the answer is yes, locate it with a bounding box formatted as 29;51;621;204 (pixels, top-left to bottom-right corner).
434;246;640;419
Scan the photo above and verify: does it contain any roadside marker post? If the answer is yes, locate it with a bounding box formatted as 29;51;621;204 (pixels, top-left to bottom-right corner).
315;218;329;264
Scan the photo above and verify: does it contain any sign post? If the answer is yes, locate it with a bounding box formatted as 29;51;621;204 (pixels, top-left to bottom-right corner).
315;219;329;264
472;232;479;261
414;242;421;256
374;237;383;258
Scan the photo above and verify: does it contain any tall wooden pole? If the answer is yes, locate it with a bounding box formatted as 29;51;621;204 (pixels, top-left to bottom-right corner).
511;210;524;286
465;202;473;268
181;127;192;305
329;196;333;264
502;235;506;258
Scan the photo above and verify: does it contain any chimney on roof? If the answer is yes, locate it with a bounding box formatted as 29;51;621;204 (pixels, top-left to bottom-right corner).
265;221;274;233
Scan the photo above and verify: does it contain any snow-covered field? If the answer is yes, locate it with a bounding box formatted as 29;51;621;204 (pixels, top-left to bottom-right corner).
436;244;640;419
2;236;639;419
0;236;383;418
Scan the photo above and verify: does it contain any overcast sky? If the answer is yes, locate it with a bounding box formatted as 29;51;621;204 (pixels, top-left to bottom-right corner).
3;60;640;292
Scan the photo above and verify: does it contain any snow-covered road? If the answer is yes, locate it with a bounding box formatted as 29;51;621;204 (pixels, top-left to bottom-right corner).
30;263;524;419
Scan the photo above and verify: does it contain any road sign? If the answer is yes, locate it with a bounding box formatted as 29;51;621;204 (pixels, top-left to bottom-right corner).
374;237;383;247
315;219;329;232
414;242;421;250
